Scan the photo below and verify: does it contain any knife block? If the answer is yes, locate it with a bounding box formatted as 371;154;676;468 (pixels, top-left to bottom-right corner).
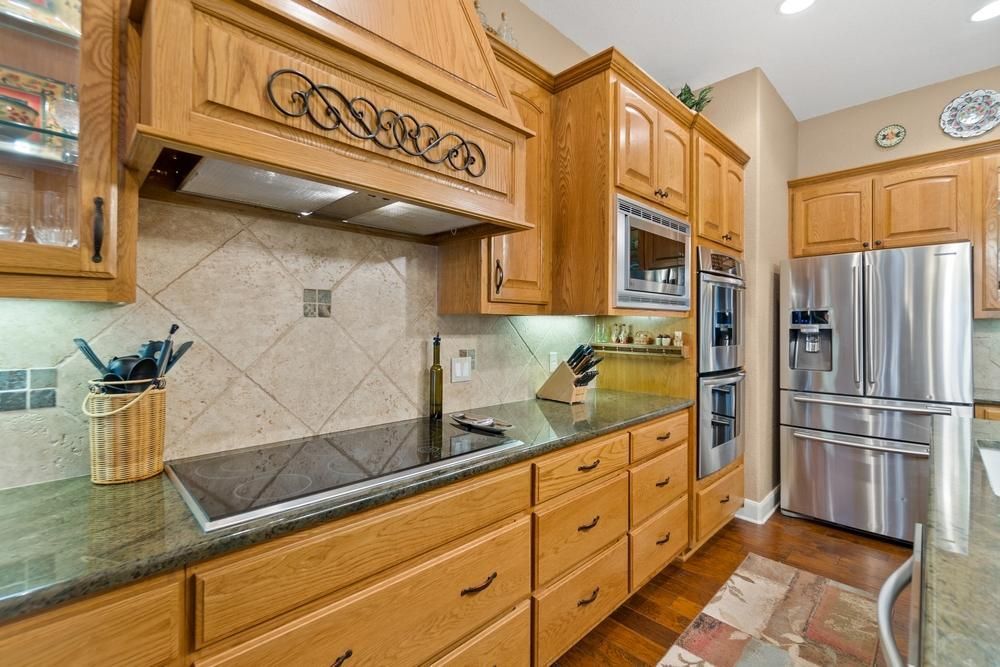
536;361;589;404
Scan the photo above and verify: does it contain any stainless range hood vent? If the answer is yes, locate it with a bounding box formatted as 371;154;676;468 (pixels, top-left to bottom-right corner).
177;157;482;237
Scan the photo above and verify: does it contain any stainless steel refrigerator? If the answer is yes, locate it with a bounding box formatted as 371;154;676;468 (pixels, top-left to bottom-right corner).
778;242;973;542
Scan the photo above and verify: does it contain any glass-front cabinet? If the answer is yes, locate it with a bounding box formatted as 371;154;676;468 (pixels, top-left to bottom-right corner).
0;0;130;301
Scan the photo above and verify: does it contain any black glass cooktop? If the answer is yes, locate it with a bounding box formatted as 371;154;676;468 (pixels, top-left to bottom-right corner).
166;419;522;531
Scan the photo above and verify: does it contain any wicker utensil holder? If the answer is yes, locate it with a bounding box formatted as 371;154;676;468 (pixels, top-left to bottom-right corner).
83;379;166;484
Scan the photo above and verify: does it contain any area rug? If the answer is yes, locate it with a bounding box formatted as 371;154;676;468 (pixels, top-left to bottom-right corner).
659;553;883;666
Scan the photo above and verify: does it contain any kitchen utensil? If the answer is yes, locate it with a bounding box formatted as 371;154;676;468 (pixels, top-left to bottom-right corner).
567;344;588;369
574;370;599;387
164;341;193;375
578;356;604;374
138;340;163;359
107;355;157;392
451;413;513;434
572;352;594;375
156;324;179;378
73;337;112;376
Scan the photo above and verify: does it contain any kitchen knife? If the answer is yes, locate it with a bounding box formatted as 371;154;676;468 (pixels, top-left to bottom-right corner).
574;370;599;387
571;352;593;374
577;356;604;374
566;344;588;369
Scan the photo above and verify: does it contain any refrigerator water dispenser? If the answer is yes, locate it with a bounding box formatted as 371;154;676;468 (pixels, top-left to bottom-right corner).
788;310;832;371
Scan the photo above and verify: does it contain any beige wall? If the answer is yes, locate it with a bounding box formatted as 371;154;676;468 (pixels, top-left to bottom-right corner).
703;68;798;504
477;0;587;73
798;65;1000;177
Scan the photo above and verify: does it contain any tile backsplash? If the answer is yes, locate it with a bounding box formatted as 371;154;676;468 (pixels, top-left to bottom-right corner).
0;199;593;490
974;319;1000;390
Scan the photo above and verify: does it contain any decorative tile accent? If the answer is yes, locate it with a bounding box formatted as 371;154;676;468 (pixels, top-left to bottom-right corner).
303;303;318;318
0;392;27;412
28;368;57;389
0;369;58;411
28;390;56;409
302;288;332;318
0;371;27;391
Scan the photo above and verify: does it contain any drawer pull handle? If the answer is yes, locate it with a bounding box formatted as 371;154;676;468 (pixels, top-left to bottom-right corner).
460;571;497;596
91;196;105;263
720;494;731;504
577;515;601;531
656;432;672;441
655;476;671;488
331;649;353;667
577;459;601;472
656;531;672;545
577;587;600;607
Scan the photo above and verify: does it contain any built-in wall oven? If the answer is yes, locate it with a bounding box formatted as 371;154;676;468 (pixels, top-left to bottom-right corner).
614;195;691;311
697;248;746;479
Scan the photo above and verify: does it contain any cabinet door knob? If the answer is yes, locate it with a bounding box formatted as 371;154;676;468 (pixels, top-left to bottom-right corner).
460;571;498;596
874;240;882;246
656;531;672;545
862;242;870;248
577;587;600;606
331;649;353;667
91;197;105;263
494;259;504;294
577;459;601;472
655;476;671;488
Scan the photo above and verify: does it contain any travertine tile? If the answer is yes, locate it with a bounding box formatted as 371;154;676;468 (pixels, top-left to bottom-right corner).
330;258;408;362
321;368;420;432
0;409;88;489
248;318;373;431
157;231;302;370
374;237;439;311
136;200;244;295
175;376;309;459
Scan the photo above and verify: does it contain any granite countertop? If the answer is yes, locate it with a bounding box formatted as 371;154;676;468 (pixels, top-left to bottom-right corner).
922;416;1000;666
0;389;691;623
972;388;1000;406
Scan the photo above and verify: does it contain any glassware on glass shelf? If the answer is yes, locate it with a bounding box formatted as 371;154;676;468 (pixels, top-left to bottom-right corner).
0;190;30;242
498;11;518;47
594;323;608;343
32;190;78;247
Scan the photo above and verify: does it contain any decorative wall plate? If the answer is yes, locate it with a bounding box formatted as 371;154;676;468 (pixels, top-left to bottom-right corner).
875;124;906;148
0;0;80;40
940;89;1000;138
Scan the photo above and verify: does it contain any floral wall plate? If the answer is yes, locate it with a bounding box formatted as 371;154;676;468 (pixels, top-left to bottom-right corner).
940;89;1000;139
875;124;906;147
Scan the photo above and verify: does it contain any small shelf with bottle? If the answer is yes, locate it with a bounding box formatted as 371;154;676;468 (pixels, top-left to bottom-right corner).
590;342;690;359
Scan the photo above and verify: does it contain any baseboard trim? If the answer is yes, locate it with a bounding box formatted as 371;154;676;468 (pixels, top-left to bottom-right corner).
735;485;780;525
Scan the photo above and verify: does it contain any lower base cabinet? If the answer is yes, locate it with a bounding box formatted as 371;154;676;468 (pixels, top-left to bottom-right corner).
696;462;745;542
630;495;689;591
430;599;532;666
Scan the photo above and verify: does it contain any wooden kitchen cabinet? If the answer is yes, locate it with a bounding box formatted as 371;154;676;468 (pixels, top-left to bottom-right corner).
695;131;745;252
439;37;553;314
790;176;873;257
975;154;1000;318
0;0;136;301
975;404;1000;420
614;81;690;215
874;158;973;249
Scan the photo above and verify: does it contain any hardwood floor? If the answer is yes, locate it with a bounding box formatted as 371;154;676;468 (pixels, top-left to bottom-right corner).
557;512;912;666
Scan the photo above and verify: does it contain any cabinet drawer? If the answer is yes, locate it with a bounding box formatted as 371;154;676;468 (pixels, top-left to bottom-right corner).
192;465;530;647
533;537;629;667
630;411;688;461
534;433;629;503
534;471;629;587
696;464;744;542
630;496;688;591
0;572;183;667
430;599;530;666
196;517;531;667
630;443;689;527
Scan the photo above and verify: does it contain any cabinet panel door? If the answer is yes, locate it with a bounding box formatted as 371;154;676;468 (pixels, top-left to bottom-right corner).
0;0;119;281
695;136;725;243
873;159;973;248
656;111;690;215
790;177;873;257
976;155;1000;318
489;66;550;305
616;82;658;202
722;158;745;251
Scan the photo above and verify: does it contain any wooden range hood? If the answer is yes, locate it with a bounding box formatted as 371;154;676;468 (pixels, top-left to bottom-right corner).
126;0;533;242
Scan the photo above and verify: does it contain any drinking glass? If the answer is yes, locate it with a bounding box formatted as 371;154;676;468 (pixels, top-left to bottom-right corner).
0;190;29;242
32;191;78;247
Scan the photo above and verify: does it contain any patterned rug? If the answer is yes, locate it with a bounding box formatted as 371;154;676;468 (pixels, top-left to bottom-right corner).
659;553;884;666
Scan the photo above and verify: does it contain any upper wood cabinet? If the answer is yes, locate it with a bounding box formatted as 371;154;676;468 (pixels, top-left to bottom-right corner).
0;0;136;301
976;154;1000;318
438;37;552;315
615;82;689;215
790;176;873;257
695;132;745;252
873;159;973;249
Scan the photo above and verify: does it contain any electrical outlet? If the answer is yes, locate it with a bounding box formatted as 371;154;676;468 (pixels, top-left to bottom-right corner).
451;357;472;383
549;352;558;372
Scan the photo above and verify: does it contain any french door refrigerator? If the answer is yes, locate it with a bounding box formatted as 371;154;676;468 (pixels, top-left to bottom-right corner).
778;242;973;542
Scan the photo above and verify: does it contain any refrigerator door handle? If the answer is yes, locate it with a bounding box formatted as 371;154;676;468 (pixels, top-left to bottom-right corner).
864;259;876;393
790;394;954;415
791;431;929;458
852;265;862;386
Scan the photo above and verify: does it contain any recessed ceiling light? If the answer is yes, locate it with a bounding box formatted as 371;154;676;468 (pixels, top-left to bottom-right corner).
972;0;1000;21
779;0;815;14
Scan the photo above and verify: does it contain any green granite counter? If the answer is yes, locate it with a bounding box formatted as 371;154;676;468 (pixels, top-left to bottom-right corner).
922;417;1000;666
0;390;691;623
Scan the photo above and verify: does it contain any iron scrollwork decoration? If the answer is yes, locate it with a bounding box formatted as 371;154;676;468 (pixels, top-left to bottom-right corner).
265;68;487;178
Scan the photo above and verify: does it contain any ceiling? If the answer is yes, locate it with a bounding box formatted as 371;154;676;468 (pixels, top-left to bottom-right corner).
522;0;1000;119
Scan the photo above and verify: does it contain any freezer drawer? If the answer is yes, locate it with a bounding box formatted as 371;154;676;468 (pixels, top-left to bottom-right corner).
780;426;928;541
780;390;972;445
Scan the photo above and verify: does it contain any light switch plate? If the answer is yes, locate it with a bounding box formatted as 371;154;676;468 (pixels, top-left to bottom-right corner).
549;352;558;372
451;357;472;383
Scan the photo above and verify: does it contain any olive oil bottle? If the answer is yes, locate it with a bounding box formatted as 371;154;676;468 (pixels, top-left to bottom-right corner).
429;333;443;420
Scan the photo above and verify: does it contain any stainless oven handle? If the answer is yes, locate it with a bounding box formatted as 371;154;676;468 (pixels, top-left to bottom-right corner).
791;394;952;415
711;418;733;426
701;371;746;388
852;265;862;386
700;273;745;289
877;555;914;667
791;431;929;458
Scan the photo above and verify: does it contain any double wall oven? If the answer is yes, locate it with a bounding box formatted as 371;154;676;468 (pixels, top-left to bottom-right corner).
697;248;746;479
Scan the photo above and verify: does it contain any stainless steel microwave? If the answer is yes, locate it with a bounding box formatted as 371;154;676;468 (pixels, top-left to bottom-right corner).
614;196;691;311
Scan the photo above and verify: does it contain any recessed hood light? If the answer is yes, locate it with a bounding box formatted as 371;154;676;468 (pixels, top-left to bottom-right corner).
972;0;1000;21
778;0;815;14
